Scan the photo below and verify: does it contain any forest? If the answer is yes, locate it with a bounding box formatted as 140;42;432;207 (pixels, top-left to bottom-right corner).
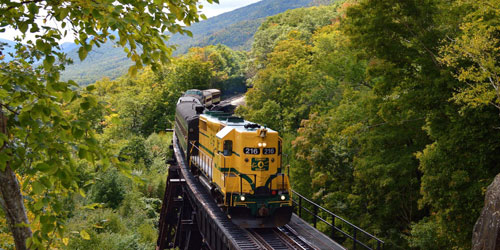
1;0;500;249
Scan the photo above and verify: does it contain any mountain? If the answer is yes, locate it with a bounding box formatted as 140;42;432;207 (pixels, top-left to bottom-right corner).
2;0;337;85
61;42;78;52
0;39;79;62
61;0;318;85
168;0;314;54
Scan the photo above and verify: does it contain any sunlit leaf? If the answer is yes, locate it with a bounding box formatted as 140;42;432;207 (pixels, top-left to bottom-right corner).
80;230;90;240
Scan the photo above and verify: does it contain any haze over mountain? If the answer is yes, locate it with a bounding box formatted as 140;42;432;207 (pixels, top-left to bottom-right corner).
59;0;319;85
0;38;17;61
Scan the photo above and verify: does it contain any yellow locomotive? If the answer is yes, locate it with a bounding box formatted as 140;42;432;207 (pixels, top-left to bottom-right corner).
175;93;293;228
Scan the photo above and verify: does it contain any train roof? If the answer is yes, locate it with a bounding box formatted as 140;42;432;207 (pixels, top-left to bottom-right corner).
176;98;203;122
203;89;221;94
200;111;277;133
177;96;202;105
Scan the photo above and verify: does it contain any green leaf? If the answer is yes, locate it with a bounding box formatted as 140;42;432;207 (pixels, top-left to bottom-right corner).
28;3;38;15
62;91;74;102
78;47;88;61
68;80;78;87
79;188;86;197
0;89;8;99
78;148;88;159
30;23;39;33
59;8;69;20
0;132;8;146
19;22;28;33
34;199;44;210
80;101;90;110
32;181;45;195
41;222;55;235
46;55;55;65
72;128;84;139
82;203;101;210
80;230;90;240
86;85;96;91
39;177;52;188
35;163;52;173
0;152;8;171
128;65;138;76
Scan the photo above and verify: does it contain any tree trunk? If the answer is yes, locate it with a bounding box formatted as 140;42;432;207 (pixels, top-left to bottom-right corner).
0;110;32;250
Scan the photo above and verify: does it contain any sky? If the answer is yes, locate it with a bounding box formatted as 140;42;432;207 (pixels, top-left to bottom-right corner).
201;0;261;18
0;0;262;43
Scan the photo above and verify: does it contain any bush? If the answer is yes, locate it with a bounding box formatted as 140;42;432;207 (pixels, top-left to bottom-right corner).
90;169;128;209
119;136;151;167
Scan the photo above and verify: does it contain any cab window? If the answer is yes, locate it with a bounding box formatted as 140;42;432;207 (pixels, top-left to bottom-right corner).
223;140;232;156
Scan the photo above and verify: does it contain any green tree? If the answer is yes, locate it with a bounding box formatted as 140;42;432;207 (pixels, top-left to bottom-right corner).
343;0;500;248
0;0;216;248
91;169;127;209
440;0;500;115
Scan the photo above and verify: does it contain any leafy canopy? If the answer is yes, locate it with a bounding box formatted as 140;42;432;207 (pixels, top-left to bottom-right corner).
0;0;217;248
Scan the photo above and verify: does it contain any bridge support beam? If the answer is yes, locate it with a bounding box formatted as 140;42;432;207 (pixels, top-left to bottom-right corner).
156;163;186;250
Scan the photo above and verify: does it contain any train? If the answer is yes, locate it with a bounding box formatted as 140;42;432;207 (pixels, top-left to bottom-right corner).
174;89;293;228
183;89;221;107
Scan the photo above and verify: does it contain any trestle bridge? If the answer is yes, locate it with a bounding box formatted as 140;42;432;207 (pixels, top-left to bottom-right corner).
155;133;384;250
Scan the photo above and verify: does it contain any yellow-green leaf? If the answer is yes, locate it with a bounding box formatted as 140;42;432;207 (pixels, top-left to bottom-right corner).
32;181;45;195
80;230;90;240
35;163;52;173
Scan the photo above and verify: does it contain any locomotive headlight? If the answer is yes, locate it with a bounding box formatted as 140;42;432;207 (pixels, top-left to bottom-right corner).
280;195;286;201
240;195;246;202
263;143;267;147
258;143;262;147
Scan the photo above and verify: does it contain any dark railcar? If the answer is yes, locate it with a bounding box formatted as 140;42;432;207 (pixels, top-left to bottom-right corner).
174;97;204;158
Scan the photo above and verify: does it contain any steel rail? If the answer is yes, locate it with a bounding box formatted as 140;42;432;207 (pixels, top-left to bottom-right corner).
172;132;260;250
247;226;317;250
276;225;316;250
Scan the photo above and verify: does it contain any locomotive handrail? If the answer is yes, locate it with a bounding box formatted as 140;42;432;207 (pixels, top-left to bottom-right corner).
292;190;384;250
188;142;246;198
167;133;261;249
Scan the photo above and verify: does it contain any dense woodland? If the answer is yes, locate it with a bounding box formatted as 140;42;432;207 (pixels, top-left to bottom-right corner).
1;0;500;249
240;1;500;249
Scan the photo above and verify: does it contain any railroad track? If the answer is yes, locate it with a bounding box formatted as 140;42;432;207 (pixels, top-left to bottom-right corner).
248;225;317;250
171;132;323;250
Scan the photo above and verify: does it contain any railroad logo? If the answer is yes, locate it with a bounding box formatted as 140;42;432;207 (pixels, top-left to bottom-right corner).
251;158;269;171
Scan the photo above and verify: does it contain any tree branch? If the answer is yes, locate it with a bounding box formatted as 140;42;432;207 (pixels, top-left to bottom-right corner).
1;103;20;116
3;0;44;11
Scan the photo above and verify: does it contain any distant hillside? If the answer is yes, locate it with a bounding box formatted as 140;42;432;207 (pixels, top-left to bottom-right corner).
169;0;314;55
1;39;79;62
0;38;18;61
61;0;317;85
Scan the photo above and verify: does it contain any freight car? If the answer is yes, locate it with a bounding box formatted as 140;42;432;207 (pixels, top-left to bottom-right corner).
174;91;293;228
